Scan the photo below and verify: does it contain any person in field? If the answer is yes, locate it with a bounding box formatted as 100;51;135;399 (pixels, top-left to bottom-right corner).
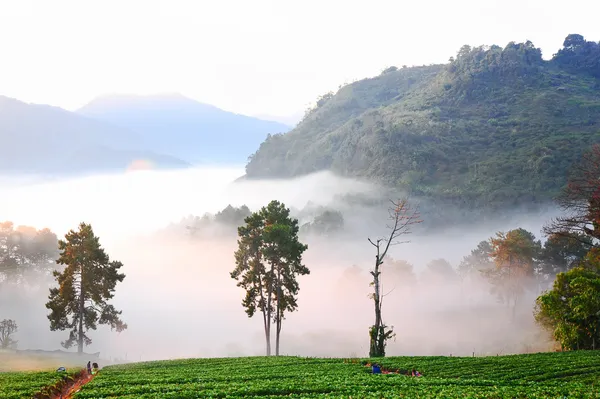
92;362;99;375
372;363;381;374
87;361;92;375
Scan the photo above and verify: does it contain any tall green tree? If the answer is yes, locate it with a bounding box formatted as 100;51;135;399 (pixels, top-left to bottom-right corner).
46;223;127;354
231;201;308;356
535;264;600;350
367;199;421;358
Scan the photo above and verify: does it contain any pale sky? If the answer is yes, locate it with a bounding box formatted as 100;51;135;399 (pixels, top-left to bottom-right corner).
0;0;598;119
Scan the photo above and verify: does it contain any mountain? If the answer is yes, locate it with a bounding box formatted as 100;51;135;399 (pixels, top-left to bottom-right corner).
252;112;303;128
0;96;189;175
245;34;600;210
77;93;291;164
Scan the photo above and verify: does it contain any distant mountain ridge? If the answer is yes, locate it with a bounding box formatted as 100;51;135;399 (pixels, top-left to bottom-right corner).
0;96;189;176
244;34;600;210
77;93;291;164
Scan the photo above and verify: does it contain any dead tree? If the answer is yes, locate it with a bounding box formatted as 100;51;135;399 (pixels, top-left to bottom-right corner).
367;198;422;357
544;144;600;245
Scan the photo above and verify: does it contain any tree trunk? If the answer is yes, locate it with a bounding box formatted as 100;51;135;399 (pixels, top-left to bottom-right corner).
275;268;282;356
370;256;383;357
257;275;270;357
265;261;274;356
78;264;85;354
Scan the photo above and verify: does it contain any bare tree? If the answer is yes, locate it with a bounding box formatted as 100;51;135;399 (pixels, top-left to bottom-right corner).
544;144;600;245
367;198;422;357
0;319;18;349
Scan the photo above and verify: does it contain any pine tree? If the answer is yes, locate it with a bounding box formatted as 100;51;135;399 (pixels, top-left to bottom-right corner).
46;223;127;353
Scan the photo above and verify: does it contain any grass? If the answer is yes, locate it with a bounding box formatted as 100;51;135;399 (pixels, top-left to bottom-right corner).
69;352;600;398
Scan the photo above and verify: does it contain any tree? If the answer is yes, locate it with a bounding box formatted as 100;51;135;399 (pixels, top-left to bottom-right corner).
483;228;541;320
424;258;459;283
46;223;127;354
544;144;600;244
231;200;308;356
458;240;494;279
539;233;593;276
0;319;18;349
0;222;58;285
367;199;421;357
535;266;600;350
300;209;344;236
385;258;417;288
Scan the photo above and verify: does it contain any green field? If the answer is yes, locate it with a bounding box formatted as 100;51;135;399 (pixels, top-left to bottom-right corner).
69;352;599;399
0;370;75;399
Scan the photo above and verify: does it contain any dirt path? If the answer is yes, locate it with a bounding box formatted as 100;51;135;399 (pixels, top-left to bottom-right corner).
54;373;94;399
33;371;95;399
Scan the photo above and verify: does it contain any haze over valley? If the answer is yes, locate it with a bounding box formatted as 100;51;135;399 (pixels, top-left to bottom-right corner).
1;2;600;385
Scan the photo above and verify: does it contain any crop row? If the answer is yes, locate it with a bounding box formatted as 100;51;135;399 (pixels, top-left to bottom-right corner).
0;370;75;399
73;354;600;399
366;350;600;384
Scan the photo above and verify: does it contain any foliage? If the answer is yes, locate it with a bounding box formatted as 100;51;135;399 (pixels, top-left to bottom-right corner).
300;209;344;236
480;229;541;313
0;221;58;285
424;258;458;282
384;257;417;287
231;201;309;355
70;353;600;398
0;319;17;349
535;266;600;350
215;204;252;226
368;199;421;357
0;370;77;399
539;233;593;275
46;222;127;353
553;34;600;78
458;240;494;279
246;35;600;213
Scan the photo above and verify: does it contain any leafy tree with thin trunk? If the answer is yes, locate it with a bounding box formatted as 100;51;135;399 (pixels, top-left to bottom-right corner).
46;223;127;354
0;319;18;349
367;198;421;358
231;201;308;356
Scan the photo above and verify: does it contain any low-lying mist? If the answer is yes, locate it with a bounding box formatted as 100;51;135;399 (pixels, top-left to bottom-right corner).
0;166;559;364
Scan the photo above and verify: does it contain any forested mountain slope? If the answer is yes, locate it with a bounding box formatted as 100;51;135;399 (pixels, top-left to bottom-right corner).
245;35;600;209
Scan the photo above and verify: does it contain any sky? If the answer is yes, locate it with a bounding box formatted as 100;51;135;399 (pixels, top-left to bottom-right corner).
0;0;599;120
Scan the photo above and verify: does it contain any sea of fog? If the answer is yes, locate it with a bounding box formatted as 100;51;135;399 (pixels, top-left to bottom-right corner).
0;167;559;363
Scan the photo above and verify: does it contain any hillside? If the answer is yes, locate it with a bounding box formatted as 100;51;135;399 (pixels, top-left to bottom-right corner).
0;96;189;176
245;35;600;209
77;93;291;164
8;352;597;398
